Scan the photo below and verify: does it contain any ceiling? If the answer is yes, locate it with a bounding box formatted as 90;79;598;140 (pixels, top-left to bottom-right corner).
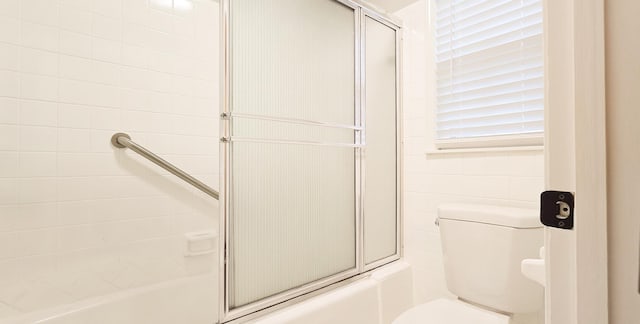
362;0;420;13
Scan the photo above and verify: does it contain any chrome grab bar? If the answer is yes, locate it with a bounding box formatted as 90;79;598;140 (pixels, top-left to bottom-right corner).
111;133;219;200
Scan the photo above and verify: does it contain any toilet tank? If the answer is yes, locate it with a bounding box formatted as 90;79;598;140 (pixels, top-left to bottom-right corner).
438;204;543;314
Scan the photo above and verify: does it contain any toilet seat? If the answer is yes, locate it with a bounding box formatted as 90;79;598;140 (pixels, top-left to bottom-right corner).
393;298;510;324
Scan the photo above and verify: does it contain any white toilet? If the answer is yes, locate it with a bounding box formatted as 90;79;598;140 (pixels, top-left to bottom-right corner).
394;204;544;324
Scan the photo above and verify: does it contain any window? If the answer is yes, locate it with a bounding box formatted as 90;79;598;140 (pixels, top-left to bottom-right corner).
435;0;544;149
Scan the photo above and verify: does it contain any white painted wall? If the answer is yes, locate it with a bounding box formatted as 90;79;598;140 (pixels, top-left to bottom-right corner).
605;0;640;322
0;0;219;321
394;2;544;322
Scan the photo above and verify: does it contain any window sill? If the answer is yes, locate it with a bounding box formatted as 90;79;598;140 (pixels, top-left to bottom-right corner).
425;145;544;156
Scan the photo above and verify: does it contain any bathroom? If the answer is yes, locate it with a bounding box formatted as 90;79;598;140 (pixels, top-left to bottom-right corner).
0;0;637;323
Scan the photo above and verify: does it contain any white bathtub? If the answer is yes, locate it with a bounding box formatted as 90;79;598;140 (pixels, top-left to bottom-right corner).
249;261;414;324
1;262;413;324
0;275;218;324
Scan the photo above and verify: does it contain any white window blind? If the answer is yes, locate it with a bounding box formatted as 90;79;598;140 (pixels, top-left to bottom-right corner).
435;0;544;147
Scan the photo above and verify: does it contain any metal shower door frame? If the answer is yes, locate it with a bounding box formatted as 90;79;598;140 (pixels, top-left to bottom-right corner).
219;1;402;322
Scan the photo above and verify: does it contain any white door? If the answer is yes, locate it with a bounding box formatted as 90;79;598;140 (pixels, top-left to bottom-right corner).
543;0;608;323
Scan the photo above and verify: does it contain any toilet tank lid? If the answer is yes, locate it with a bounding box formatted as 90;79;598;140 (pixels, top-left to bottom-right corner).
438;203;542;229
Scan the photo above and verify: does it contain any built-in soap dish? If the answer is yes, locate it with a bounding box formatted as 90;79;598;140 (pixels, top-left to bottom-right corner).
185;231;217;257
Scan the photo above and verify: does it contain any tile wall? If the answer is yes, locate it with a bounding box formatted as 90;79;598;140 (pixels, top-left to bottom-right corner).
0;0;219;320
394;2;544;323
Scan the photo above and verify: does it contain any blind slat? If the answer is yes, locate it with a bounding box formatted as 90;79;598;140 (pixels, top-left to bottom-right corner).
435;0;544;141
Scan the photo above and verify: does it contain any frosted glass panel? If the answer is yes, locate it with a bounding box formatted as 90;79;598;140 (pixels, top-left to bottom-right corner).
231;0;355;125
230;143;355;307
229;0;356;308
364;17;398;264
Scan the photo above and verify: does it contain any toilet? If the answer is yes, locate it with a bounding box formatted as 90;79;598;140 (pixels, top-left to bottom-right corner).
394;204;544;324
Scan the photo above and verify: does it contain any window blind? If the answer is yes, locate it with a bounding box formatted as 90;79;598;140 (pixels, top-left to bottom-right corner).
435;0;544;145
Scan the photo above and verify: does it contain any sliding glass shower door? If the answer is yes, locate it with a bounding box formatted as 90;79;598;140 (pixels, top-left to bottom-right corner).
221;0;401;321
225;0;359;312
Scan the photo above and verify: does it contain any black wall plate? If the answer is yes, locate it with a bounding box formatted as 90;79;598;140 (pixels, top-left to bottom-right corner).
540;191;574;230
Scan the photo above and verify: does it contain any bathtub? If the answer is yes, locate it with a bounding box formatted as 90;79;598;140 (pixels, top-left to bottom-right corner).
248;261;414;324
0;275;218;324
1;262;413;324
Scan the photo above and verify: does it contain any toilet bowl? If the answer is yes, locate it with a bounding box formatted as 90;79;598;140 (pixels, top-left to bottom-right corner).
393;299;510;324
393;204;543;324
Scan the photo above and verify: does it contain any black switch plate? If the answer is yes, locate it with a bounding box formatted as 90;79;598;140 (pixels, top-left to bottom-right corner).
540;191;574;230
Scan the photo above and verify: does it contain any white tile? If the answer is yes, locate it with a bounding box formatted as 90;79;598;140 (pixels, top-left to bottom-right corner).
191;97;216;117
9;203;58;230
0;125;18;150
89;199;126;222
0;152;18;177
148;51;176;74
92;0;122;19
122;0;150;25
0;0;19;19
0;179;19;204
57;177;93;201
13;228;59;256
404;117;428;138
58;200;91;225
120;66;154;91
403;172;429;193
0;233;14;258
121;88;151;110
149;0;173;12
18;178;58;203
507;151;545;177
508;176;544;202
21;74;59;101
59;103;91;128
20;47;59;77
58;128;92;152
175;0;196;15
92;15;122;41
58;225;101;251
0;43;20;71
147;70;173;93
192;56;217;81
90;107;120;130
122;44;151;69
59;4;93;33
147;9;173;33
59;30;92;58
458;175;510;199
153;92;178;113
89;153;121;176
18;152;57;177
92;37;122;63
458;154;513;176
20;0;58;26
91;129;119;152
59;79;121;108
124;23;172;53
19;126;57;151
0;98;19;124
0;16;20;44
21;22;58;51
0;70;21;97
19;100;57;126
58;0;92;11
173;16;195;39
57;152;93;176
60;55;121;85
